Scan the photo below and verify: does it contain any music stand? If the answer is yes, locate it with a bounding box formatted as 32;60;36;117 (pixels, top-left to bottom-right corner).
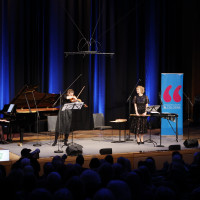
146;105;160;113
62;102;84;111
145;105;161;146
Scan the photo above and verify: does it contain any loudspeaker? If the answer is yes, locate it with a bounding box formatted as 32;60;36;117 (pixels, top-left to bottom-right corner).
66;143;83;156
183;139;199;148
169;144;181;151
99;148;112;155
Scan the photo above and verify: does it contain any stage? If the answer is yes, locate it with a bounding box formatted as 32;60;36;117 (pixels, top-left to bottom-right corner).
0;127;200;175
1;131;187;157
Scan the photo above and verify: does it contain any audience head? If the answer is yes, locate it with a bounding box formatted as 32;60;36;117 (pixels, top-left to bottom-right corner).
105;154;114;165
54;188;73;200
52;155;65;174
29;188;53;200
65;175;85;200
80;169;101;198
93;188;116;200
20;158;31;168
46;171;62;193
76;154;84;166
154;186;176;200
138;165;152;185
89;157;101;170
193;151;200;165
21;148;31;158
23;164;34;175
112;163;123;180
107;180;132;200
123;171;142;200
117;157;131;172
145;157;156;173
172;151;183;162
98;162;113;186
43;162;54;177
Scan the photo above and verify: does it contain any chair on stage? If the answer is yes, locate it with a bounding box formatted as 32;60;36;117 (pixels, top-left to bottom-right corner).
93;113;112;141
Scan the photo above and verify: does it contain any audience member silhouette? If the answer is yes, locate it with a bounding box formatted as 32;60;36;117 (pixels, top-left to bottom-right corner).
123;171;142;200
154;185;176;200
12;148;40;177
80;169;101;199
98;162;114;187
89;157;101;170
117;156;131;173
104;154;114;165
53;188;73;200
93;188;116;200
107;180;132;200
65;175;85;200
76;154;84;167
29;188;53;200
46;171;62;194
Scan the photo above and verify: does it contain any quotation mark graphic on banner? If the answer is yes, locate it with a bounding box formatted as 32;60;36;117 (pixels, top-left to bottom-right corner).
163;85;182;103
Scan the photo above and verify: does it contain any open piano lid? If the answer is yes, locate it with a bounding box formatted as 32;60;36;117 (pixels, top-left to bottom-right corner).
10;85;60;109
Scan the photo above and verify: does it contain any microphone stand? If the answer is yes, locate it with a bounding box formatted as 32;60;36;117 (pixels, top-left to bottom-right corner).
54;92;63;153
183;92;193;140
156;92;164;147
126;79;141;141
32;91;41;147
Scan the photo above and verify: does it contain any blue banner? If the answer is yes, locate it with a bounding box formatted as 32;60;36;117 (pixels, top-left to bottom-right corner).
161;73;183;135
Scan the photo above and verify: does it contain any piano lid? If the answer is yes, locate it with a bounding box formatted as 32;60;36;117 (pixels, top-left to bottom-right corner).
10;85;60;109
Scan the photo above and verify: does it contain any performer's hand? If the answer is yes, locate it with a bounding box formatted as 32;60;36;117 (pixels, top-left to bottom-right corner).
67;95;77;100
136;112;139;116
72;96;77;100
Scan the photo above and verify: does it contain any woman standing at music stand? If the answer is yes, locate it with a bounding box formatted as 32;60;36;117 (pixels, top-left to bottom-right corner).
130;86;149;144
52;89;77;146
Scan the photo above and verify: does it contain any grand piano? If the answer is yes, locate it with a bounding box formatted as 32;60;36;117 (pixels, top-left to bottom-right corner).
1;85;59;143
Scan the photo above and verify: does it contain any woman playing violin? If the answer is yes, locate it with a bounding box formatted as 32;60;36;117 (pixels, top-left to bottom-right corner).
70;86;88;107
52;89;76;146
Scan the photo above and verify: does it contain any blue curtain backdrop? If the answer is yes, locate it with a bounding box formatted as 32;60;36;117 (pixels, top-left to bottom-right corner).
1;0;200;130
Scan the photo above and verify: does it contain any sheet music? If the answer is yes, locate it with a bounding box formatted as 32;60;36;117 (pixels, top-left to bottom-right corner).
147;105;160;113
62;102;84;111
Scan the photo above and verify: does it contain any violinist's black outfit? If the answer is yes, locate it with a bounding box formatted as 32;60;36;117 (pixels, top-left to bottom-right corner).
130;95;149;134
52;94;72;146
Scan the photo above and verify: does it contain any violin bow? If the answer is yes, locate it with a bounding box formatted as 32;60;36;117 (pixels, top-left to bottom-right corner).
77;86;85;98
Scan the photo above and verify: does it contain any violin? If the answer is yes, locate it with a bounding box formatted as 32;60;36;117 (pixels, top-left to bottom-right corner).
70;97;81;103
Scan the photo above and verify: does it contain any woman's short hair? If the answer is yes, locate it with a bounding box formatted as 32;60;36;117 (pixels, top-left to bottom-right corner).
136;86;145;94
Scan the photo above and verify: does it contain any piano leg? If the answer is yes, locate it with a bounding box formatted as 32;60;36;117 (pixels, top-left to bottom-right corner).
6;123;13;142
